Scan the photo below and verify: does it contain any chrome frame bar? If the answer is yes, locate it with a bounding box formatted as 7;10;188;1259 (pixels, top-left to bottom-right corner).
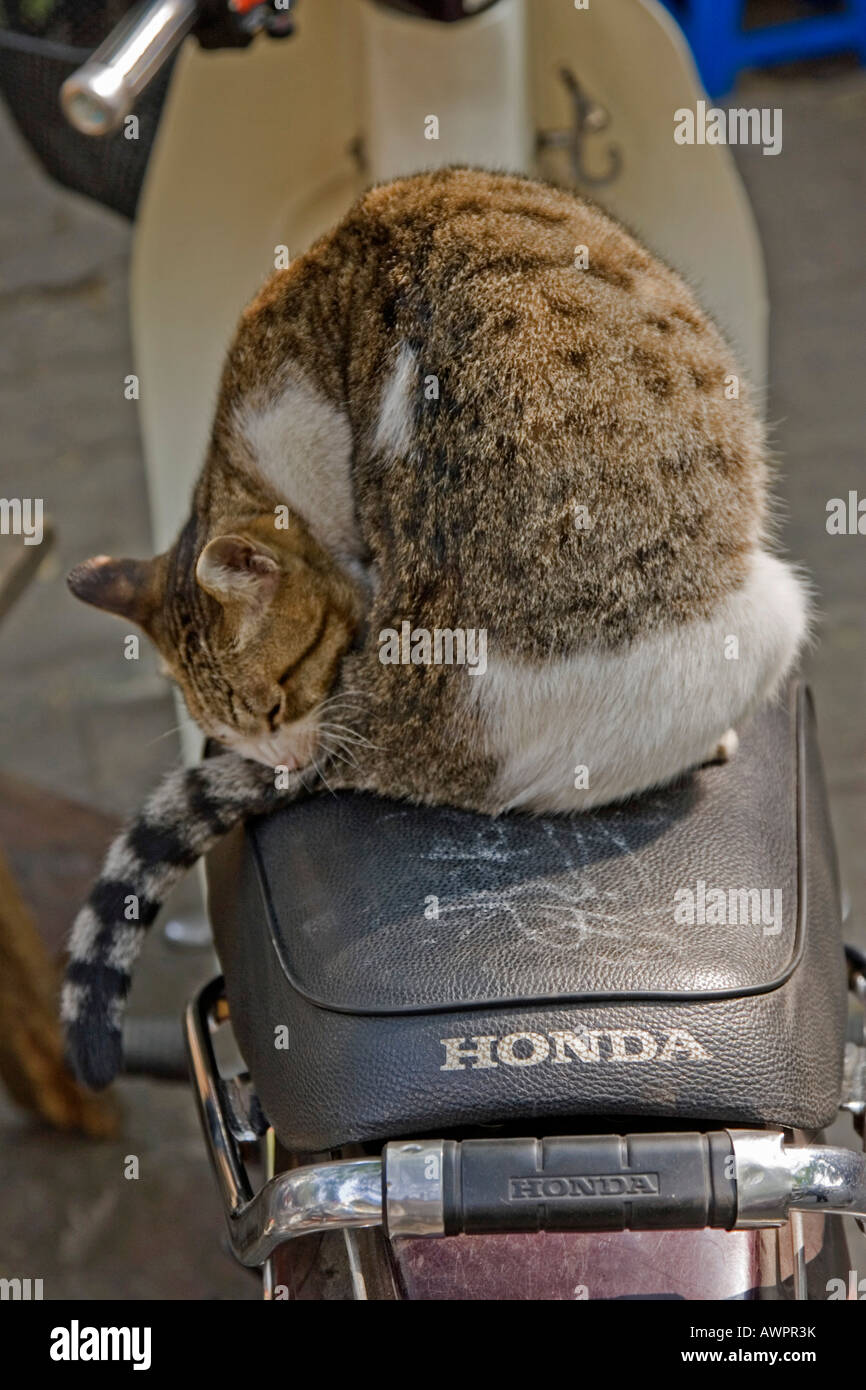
185;979;866;1267
731;1130;866;1228
184;979;382;1267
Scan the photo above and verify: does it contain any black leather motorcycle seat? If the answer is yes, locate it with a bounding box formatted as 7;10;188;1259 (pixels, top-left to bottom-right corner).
207;681;847;1151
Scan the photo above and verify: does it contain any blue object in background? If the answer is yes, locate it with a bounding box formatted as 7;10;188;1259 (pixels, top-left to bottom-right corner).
660;1;866;96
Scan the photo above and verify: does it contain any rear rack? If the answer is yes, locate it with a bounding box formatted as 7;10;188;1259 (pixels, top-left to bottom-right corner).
185;976;866;1269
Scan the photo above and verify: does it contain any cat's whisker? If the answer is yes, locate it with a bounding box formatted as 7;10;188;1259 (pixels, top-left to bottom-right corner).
320;742;360;773
316;729;362;768
318;687;364;703
316;711;374;730
317;690;369;715
316;707;371;725
315;702;369;723
316;720;378;749
145;719;197;748
310;752;338;798
315;728;375;750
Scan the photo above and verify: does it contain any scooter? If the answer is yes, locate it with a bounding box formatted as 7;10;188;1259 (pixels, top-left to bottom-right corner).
6;0;865;1299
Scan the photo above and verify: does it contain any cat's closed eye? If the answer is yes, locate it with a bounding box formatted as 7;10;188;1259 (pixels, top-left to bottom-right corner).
265;701;282;730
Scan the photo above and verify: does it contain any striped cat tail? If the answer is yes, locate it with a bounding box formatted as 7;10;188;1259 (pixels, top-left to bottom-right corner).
62;753;309;1090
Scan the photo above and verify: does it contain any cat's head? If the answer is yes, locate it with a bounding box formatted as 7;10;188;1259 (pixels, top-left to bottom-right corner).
67;512;361;768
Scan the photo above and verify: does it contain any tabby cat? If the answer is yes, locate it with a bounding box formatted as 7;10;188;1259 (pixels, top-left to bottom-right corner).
62;168;807;1088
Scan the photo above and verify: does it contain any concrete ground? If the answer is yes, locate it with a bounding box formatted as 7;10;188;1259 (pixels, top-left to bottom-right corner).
0;58;863;1300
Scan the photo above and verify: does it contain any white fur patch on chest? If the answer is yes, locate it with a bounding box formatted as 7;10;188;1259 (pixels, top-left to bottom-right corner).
234;374;361;567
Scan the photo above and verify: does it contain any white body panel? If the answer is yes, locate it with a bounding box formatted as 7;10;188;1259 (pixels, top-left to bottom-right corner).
361;0;533;178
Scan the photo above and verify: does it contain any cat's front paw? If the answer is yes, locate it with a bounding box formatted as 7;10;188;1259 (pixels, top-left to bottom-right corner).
61;979;124;1090
703;728;739;767
713;728;739;763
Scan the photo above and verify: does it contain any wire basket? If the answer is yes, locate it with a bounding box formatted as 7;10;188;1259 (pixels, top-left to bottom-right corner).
0;1;175;218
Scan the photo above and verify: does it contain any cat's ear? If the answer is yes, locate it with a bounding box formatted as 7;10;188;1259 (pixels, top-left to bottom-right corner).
195;534;280;606
67;556;162;629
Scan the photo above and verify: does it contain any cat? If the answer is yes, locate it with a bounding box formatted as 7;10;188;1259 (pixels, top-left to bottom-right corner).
61;167;808;1088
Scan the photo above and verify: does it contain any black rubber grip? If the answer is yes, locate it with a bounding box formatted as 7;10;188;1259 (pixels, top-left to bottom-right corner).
122;1015;189;1081
440;1132;736;1235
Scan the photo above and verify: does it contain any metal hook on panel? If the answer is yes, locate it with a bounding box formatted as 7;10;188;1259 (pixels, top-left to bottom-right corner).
537;67;622;189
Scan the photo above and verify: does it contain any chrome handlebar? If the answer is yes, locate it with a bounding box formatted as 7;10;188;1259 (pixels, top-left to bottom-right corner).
60;0;197;137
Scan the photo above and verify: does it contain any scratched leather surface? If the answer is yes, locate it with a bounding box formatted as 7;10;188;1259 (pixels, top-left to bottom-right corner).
250;692;801;1008
208;681;848;1149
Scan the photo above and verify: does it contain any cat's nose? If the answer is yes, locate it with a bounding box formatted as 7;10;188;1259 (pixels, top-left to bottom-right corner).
246;737;286;766
229;731;310;769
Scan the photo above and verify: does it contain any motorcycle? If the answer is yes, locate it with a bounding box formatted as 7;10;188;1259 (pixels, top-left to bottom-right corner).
4;0;864;1301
